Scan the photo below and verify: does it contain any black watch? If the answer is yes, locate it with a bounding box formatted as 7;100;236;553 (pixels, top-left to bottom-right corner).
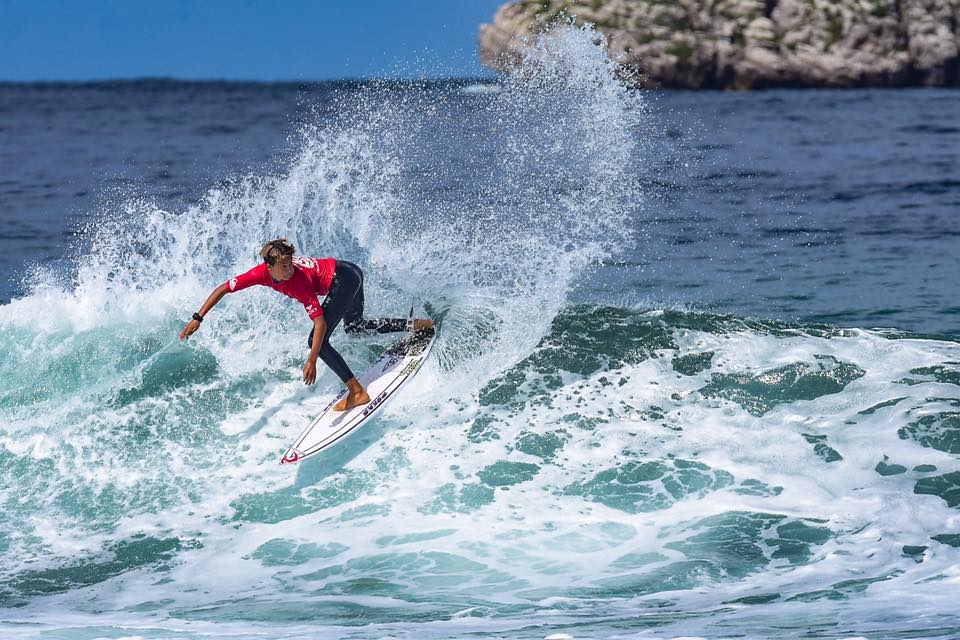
192;312;204;323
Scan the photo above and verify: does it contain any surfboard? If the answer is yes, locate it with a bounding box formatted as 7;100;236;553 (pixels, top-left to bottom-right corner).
279;326;435;464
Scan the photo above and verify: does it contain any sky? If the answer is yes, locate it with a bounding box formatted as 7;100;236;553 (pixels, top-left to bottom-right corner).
0;0;508;81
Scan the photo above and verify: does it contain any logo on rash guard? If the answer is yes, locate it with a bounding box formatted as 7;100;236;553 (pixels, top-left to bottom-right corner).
293;256;316;270
306;303;317;315
229;277;238;291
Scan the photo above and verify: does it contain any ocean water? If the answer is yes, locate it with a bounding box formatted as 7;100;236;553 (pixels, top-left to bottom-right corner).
1;26;959;640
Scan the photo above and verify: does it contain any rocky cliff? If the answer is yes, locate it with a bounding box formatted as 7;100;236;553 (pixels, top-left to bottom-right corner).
479;0;960;88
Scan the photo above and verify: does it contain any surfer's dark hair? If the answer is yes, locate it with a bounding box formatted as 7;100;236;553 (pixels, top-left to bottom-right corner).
260;238;296;266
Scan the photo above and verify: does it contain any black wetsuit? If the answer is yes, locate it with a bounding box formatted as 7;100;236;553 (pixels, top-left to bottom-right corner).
307;260;407;382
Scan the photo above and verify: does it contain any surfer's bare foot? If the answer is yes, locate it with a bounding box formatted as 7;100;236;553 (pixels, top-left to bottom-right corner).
334;378;370;412
413;318;434;331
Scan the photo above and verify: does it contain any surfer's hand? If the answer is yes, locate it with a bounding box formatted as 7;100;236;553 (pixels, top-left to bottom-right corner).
179;319;200;341
303;358;317;385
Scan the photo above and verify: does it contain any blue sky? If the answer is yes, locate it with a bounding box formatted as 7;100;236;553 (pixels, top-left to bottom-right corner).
0;0;507;81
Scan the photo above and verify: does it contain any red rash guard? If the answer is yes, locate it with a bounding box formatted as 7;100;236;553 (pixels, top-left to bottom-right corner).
224;256;336;319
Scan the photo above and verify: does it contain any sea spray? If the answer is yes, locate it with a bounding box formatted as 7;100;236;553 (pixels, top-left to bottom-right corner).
323;24;650;386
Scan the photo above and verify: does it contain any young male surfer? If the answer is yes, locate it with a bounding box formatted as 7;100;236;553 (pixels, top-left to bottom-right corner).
179;239;432;411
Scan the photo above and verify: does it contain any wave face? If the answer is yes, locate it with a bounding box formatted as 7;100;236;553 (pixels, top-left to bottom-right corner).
1;26;960;640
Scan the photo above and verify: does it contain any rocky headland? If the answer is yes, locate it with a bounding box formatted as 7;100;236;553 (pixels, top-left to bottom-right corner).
478;0;960;88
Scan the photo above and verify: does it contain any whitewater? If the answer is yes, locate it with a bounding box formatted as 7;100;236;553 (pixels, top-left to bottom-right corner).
1;26;959;640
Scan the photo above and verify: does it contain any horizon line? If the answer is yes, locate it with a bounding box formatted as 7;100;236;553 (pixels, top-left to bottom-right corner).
0;73;501;85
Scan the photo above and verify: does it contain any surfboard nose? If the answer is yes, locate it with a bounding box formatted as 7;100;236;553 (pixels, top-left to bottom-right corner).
280;449;301;464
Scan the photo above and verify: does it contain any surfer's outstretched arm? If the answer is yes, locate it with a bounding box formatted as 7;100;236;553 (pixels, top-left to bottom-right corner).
303;315;327;385
179;284;229;340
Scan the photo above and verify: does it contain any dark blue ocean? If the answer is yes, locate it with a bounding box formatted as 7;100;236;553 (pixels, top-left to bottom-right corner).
4;80;959;334
1;27;959;640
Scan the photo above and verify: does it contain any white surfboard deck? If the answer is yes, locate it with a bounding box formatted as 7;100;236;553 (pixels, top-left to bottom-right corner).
280;327;435;464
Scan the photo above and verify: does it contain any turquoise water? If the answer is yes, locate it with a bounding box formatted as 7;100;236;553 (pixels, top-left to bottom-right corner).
2;26;959;640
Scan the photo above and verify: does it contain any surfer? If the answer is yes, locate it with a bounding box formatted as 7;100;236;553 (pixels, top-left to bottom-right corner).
178;239;432;411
